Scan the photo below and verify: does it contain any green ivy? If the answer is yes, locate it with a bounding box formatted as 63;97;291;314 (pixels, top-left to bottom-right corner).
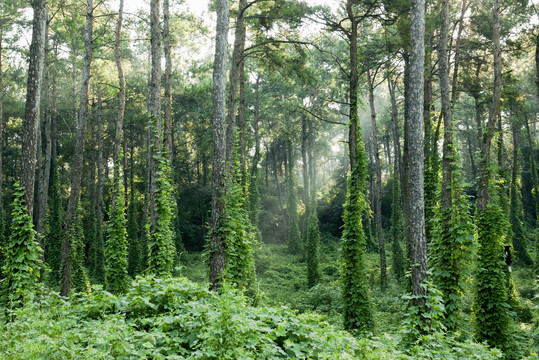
105;161;129;294
431;147;475;331
147;116;176;277
473;202;512;352
1;182;42;311
287;141;301;255
340;126;373;332
509;174;532;266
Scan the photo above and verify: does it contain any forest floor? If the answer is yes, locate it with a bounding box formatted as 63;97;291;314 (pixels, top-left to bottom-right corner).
0;236;537;359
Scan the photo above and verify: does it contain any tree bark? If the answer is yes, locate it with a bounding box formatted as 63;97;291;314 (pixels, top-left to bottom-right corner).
36;34;52;246
163;0;173;158
367;69;387;291
61;0;93;296
440;0;453;225
209;0;229;290
21;0;47;217
408;0;428;312
225;0;247;167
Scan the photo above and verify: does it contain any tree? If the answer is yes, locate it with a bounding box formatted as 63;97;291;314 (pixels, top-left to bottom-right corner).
21;0;47;217
60;0;93;297
340;0;373;332
406;0;428;321
209;0;229;290
105;0;129;293
473;0;512;351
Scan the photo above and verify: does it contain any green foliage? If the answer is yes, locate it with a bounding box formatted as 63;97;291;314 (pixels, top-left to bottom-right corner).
1;183;42;310
474;203;513;354
287;142;301;255
147;124;176;276
400;279;446;345
70;204;91;294
0;276;374;359
105;164;129;294
306;196;320;288
215;160;257;297
424;145;441;243
431;149;476;331
340;128;373;332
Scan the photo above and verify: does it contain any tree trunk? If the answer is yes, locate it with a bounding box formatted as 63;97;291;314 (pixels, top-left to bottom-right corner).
36;35;52;246
407;0;428;313
61;0;93;296
21;0;47;218
450;0;469;108
209;0;229;290
96;91;104;281
225;0;247;167
440;0;453;226
163;0;173;158
477;0;502;211
367;69;387;291
149;0;162;229
113;0;126;195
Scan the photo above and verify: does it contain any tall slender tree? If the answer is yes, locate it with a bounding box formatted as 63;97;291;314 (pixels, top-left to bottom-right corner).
61;0;93;296
21;0;47;217
406;0;428;319
209;0;229;290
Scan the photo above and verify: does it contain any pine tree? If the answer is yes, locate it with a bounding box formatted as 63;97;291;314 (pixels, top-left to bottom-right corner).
127;183;141;277
391;178;405;280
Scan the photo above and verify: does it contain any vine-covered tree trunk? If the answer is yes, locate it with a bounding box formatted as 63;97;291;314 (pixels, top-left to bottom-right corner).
61;0;93;296
367;69;387;291
474;0;512;350
209;0;229;290
440;0;452;221
149;0;162;230
340;0;373;332
113;0;126;177
407;0;428;316
21;0;47;218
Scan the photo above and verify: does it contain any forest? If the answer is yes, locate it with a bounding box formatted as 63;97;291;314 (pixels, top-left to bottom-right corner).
0;0;538;358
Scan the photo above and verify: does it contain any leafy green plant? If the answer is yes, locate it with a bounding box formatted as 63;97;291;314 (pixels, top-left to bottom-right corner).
431;148;475;331
1;182;42;310
474;202;513;354
105;162;129;294
147;118;176;276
